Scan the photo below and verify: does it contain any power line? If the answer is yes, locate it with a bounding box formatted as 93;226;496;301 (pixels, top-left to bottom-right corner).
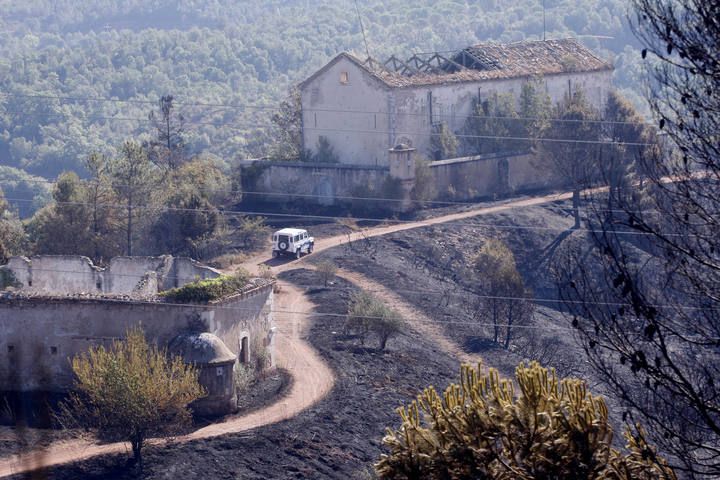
9;266;715;312
1;288;573;331
4;175;660;214
1;195;687;238
0;108;656;147
0;92;656;127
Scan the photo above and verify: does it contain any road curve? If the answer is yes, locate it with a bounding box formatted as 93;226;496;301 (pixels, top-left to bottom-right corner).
0;190;571;477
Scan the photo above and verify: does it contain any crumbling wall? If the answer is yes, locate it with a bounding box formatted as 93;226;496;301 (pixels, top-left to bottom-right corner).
1;255;222;295
0;282;274;392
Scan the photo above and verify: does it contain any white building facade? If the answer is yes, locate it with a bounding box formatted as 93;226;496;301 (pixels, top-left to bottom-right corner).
299;39;613;166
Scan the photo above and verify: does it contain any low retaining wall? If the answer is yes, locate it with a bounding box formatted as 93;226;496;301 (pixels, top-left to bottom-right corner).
241;152;560;208
240;160;390;206
429;151;557;200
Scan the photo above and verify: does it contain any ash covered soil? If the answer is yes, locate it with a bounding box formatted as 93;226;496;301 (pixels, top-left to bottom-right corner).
308;200;591;379
12;269;460;479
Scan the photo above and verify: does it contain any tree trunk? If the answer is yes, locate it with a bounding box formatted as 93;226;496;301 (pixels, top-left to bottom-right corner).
127;202;133;256
572;188;581;229
131;437;143;471
379;334;388;351
504;311;513;350
492;302;499;344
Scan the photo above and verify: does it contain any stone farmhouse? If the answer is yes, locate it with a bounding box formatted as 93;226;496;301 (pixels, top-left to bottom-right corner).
299;38;613;165
242;39;613;208
0;255;274;416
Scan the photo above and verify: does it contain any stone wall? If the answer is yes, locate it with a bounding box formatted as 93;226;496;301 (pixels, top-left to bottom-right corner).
0;282;274;392
241;159;390;206
430;151;558;200
2;255;221;295
241;150;559;207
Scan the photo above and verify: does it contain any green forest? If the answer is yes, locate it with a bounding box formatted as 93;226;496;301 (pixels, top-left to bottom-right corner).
0;0;645;216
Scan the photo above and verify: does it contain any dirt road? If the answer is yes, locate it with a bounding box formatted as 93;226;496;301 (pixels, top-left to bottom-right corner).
0;283;333;478
0;190;571;477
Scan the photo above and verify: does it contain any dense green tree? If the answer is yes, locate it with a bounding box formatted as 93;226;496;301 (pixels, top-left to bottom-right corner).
0;188;25;261
146;95;187;170
111;141;159;256
58;328;204;470
518;77;552;142
150;156;234;258
471;238;533;349
27;172;93;255
429;122;458;160
312;136;340;164
84;153;123;261
462;93;526;155
269;89;308;161
540;90;602;228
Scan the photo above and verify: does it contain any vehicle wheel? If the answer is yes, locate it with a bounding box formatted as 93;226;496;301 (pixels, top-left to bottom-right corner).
308;243;314;254
295;249;301;259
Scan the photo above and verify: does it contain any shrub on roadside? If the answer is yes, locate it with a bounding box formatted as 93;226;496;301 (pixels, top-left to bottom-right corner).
316;260;338;286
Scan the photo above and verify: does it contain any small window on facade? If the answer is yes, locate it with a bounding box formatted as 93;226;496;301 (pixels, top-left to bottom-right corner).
7;345;14;354
50;346;58;355
216;367;224;377
340;71;349;84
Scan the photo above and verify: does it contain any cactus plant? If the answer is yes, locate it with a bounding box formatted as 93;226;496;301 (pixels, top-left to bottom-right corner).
376;361;676;479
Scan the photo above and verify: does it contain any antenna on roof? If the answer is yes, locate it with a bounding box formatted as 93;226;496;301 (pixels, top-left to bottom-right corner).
354;0;371;59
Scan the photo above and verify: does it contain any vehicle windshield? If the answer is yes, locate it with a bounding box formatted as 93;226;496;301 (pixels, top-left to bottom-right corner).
278;235;290;244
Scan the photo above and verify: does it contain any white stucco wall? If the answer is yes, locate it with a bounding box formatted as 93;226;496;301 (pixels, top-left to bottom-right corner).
300;56;612;166
300;56;390;166
393;70;613;160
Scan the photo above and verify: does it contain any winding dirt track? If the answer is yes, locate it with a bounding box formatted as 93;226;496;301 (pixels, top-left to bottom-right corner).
0;190;571;478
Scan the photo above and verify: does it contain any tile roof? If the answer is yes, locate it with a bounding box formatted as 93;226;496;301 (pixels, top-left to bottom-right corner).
362;38;613;88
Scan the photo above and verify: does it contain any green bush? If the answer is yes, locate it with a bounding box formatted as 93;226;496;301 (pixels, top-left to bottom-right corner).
347;291;403;350
160;270;250;303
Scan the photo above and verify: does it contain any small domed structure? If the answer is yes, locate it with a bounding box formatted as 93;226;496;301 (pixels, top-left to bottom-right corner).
169;332;237;416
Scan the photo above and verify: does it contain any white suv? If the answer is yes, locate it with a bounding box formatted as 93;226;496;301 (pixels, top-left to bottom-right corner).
271;228;314;259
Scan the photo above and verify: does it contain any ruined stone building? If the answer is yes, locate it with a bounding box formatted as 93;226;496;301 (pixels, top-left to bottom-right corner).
299;38;613;166
0;255;274;416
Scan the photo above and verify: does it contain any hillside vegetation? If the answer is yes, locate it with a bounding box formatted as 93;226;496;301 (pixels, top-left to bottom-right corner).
0;0;644;184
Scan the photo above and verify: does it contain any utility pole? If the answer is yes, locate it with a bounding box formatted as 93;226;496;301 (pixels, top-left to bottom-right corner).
543;0;546;41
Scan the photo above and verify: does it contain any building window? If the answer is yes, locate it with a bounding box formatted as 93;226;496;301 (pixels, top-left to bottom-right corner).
340;71;349;84
50;346;58;355
7;345;14;354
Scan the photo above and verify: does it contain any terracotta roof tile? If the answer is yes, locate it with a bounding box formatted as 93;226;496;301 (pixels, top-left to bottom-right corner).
365;38;612;88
